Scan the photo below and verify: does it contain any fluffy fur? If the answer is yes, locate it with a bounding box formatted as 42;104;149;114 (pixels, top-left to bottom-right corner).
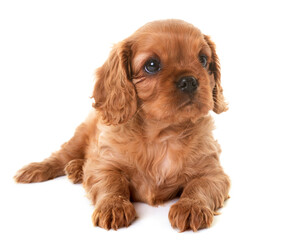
15;19;230;232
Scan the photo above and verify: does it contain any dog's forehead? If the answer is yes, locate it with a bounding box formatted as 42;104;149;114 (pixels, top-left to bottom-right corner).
131;20;207;64
136;23;203;47
135;19;202;36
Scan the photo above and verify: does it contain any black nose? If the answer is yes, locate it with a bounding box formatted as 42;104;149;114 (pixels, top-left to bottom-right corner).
177;76;198;93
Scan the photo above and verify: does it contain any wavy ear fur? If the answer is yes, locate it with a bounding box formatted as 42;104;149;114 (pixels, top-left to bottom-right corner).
204;35;228;114
92;41;137;125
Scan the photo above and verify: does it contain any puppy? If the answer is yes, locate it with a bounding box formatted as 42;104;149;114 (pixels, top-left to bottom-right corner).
15;19;230;232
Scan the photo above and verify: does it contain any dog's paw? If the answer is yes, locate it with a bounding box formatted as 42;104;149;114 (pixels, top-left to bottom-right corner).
64;159;84;184
168;198;214;232
92;196;136;230
14;162;52;183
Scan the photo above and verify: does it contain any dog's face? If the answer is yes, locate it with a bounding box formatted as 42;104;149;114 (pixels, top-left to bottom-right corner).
93;20;227;125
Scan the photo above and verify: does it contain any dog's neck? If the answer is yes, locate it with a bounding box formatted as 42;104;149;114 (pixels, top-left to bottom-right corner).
130;113;207;143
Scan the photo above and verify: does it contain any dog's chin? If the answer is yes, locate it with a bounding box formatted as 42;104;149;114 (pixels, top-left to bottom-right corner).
143;101;211;124
176;101;211;122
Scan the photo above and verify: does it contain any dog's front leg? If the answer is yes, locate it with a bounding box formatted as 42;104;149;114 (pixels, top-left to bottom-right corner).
169;167;230;232
83;159;136;230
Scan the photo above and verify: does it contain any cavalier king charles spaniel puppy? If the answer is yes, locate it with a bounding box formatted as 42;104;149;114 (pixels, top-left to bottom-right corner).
15;19;230;232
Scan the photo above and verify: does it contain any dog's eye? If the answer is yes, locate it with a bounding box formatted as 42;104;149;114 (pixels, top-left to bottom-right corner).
199;55;208;67
144;58;161;74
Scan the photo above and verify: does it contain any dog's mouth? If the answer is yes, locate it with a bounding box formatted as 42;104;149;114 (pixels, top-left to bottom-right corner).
179;100;194;108
176;96;209;115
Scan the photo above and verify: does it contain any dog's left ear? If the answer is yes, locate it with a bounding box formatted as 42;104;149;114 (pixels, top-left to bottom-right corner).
204;35;228;114
92;41;137;125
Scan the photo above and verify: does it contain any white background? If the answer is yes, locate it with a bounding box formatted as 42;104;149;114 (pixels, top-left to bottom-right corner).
1;0;295;239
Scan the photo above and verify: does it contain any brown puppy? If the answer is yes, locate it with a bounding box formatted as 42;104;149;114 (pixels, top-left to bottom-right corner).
15;19;230;232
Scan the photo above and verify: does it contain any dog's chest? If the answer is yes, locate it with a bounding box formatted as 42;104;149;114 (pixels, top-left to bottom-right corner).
129;141;185;205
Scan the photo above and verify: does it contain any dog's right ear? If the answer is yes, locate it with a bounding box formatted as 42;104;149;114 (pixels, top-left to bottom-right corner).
92;41;137;125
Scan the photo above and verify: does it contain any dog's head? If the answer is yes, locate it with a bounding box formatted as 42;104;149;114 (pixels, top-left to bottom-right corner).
92;19;227;125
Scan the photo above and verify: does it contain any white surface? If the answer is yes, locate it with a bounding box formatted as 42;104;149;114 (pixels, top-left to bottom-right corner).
1;0;295;239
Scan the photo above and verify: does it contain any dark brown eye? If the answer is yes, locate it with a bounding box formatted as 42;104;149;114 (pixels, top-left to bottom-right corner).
199;55;208;67
144;58;161;74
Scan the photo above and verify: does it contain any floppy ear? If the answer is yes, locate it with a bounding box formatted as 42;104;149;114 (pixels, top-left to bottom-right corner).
92;41;137;125
204;35;228;114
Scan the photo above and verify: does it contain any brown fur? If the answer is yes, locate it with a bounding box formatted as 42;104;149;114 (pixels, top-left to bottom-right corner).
14;19;230;232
